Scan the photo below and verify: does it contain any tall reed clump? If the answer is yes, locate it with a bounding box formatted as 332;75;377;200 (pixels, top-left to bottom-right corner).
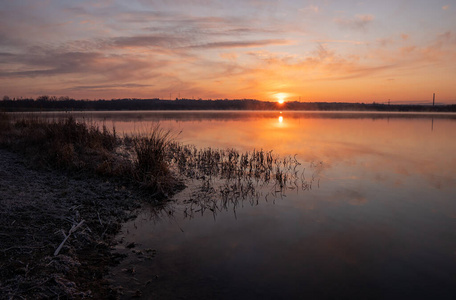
132;125;180;197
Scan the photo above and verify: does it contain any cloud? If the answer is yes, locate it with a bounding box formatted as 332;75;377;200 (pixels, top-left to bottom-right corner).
399;46;416;55
442;5;449;10
0;50;101;77
67;83;154;91
245;44;397;83
377;37;395;47
188;39;291;49
334;14;375;31
219;52;239;61
0;46;167;83
0;52;16;60
313;39;365;45
299;5;319;14
112;35;187;48
436;31;453;44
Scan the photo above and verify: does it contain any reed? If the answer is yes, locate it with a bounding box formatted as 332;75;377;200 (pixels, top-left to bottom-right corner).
168;142;300;188
131;125;180;196
167;141;321;219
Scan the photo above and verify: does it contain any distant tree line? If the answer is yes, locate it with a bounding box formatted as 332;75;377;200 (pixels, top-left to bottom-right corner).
1;95;455;112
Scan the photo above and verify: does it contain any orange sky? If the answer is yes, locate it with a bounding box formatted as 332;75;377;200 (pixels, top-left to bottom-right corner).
0;1;455;104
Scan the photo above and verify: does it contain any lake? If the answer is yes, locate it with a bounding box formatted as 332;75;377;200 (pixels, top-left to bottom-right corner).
69;111;456;299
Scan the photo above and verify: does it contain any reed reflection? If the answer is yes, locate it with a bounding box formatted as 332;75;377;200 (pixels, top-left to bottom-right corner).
168;143;323;220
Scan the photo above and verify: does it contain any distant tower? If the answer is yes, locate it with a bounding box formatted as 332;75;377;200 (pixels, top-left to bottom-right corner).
433;93;435;106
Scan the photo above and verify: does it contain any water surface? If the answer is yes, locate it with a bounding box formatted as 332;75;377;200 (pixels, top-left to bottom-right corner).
88;111;455;299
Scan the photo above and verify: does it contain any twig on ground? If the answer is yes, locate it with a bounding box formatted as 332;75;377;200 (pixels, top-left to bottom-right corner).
97;211;103;226
54;220;85;256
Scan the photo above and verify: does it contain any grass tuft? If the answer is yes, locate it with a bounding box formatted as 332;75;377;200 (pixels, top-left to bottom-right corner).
132;125;181;197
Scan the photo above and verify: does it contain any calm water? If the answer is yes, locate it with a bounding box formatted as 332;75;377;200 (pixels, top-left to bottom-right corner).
77;111;456;299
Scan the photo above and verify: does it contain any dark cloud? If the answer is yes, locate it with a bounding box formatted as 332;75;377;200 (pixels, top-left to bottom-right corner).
0;46;167;83
334;14;375;31
0;30;27;48
0;50;100;77
188;39;291;49
62;6;89;15
112;35;187;48
117;10;282;40
68;83;154;91
0;52;16;59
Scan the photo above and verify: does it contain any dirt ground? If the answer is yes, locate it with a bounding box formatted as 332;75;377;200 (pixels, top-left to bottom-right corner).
0;148;147;299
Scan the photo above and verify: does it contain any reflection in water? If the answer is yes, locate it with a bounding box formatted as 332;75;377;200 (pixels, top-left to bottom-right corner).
166;142;323;220
179;160;322;220
278;115;283;123
42;111;456;298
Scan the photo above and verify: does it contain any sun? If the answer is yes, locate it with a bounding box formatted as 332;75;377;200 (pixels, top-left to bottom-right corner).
275;92;288;105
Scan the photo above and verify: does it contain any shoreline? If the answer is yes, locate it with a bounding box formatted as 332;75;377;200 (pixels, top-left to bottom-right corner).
0;148;144;299
2;98;456;112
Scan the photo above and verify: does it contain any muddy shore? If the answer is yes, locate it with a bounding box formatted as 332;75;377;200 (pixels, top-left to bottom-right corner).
0;148;148;299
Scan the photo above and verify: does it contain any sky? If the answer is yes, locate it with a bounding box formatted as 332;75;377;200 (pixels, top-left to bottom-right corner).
0;0;455;103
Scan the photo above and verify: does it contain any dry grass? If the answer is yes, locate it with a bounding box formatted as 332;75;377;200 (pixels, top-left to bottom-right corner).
132;125;182;196
4;116;118;171
0;112;10;134
0;114;181;199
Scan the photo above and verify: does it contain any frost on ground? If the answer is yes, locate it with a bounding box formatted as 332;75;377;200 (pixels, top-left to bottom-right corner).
0;149;142;299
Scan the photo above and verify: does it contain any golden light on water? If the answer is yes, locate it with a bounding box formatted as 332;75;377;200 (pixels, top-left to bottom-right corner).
278;116;283;123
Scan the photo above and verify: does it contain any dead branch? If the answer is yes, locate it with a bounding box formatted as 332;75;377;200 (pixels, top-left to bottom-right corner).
54;220;85;256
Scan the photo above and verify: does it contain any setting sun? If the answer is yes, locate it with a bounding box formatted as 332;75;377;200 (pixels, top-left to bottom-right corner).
275;93;289;104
